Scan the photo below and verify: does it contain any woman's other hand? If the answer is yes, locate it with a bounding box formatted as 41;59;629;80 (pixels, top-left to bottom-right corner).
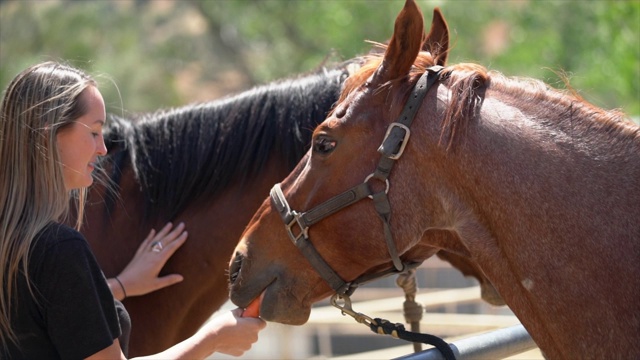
111;222;188;299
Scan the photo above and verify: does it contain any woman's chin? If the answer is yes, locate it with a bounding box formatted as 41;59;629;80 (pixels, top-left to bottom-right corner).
82;175;94;187
65;176;94;190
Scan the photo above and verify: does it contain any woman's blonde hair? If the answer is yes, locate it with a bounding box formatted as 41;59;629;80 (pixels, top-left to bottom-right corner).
0;61;97;349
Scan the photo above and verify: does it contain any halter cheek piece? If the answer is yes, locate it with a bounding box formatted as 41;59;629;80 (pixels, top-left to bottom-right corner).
270;66;443;296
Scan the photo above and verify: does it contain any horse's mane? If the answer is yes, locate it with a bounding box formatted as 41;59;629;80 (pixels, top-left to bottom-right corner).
441;64;638;148
341;49;638;151
102;64;352;221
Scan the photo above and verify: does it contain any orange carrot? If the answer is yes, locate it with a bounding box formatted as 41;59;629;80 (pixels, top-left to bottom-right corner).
241;296;261;318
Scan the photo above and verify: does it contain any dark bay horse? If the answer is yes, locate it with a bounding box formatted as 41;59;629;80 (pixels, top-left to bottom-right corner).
77;65;352;356
229;1;640;359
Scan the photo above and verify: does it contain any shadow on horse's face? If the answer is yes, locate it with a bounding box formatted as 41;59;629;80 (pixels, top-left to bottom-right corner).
229;1;463;325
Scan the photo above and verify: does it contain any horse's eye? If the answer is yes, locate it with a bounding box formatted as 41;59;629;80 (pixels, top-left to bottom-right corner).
313;136;336;155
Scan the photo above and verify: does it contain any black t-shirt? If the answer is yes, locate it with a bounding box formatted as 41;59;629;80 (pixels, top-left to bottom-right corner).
4;222;131;359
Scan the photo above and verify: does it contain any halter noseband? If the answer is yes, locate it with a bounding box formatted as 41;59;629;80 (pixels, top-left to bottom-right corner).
270;66;443;296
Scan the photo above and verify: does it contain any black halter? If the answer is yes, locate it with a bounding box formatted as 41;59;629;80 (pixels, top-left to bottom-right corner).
270;66;443;296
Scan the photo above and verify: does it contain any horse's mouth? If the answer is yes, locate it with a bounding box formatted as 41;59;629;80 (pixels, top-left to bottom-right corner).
229;247;316;324
228;251;272;309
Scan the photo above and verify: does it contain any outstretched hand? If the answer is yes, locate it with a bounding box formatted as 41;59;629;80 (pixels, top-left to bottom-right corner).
200;308;267;357
150;308;267;359
115;222;188;298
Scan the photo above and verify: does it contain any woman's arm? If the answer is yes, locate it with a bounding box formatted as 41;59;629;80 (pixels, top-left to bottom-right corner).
85;309;266;360
144;308;265;359
85;339;127;360
106;277;127;301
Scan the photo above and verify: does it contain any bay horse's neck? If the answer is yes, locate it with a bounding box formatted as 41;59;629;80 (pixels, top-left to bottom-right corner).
417;72;640;359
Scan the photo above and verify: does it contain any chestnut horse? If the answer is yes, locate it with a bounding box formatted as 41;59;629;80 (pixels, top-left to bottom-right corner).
229;1;640;359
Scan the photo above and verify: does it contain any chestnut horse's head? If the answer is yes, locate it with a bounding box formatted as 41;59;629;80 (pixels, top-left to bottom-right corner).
229;0;454;324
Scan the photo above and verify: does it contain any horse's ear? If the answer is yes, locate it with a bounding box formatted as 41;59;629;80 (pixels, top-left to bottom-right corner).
371;0;424;85
422;8;449;66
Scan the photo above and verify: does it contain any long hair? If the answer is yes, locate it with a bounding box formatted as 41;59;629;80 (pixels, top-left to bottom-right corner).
0;61;97;349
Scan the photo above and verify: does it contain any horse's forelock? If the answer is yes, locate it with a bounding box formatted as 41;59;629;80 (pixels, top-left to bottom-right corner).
334;57;381;105
332;50;439;118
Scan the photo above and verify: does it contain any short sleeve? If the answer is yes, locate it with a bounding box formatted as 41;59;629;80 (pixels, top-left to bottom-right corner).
35;228;121;359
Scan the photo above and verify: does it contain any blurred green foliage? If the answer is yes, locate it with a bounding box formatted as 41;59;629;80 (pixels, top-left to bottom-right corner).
1;0;638;116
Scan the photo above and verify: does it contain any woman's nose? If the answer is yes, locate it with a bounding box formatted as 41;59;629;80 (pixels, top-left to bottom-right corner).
96;134;107;156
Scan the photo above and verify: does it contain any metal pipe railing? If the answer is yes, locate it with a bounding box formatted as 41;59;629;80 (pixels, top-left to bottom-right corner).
393;324;538;360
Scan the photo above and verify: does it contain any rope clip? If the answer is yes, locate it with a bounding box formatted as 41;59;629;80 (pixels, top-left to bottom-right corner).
330;293;377;327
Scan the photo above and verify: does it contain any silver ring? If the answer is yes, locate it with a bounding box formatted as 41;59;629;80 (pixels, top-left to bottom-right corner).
150;241;163;253
364;173;390;199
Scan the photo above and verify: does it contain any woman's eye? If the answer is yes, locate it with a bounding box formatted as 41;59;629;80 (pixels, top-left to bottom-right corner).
313;136;336;155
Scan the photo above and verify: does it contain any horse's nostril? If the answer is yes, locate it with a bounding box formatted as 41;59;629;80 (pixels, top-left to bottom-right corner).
229;251;244;284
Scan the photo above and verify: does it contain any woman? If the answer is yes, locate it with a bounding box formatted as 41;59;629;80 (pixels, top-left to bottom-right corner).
0;61;266;359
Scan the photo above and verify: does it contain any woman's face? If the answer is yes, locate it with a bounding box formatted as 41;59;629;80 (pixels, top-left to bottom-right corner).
56;85;107;190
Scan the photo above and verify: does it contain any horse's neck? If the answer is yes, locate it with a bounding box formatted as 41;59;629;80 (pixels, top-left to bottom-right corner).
457;92;637;228
423;89;640;358
447;91;639;275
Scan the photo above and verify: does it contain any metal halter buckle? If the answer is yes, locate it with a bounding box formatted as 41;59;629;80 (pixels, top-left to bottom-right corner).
382;122;411;160
286;211;308;243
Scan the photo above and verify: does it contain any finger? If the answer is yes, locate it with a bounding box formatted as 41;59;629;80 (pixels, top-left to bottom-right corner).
134;229;157;256
230;308;244;317
159;231;188;257
159;227;182;245
151;274;184;291
152;222;174;240
143;229;157;246
163;222;186;242
148;232;186;269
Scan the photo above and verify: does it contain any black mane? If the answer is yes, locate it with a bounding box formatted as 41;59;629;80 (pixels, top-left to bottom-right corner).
102;65;350;221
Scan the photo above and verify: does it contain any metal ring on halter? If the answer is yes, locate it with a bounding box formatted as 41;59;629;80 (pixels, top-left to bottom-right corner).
364;173;390;199
150;241;163;253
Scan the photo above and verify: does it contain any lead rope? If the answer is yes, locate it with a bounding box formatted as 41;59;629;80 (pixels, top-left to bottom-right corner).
369;318;456;360
396;269;424;352
331;293;456;360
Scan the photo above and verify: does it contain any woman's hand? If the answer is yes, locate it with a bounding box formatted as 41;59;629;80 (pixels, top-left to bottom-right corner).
142;308;267;359
197;308;267;357
110;222;188;299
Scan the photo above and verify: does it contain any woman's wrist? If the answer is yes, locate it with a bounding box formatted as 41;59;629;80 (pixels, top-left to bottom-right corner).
107;277;127;301
114;276;127;299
